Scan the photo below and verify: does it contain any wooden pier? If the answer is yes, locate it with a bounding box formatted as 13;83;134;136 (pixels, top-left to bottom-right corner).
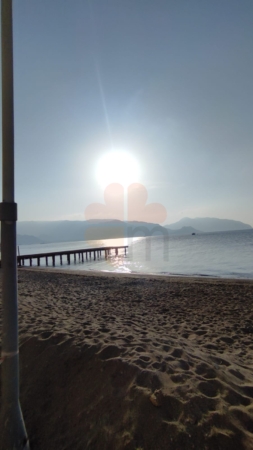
16;245;128;267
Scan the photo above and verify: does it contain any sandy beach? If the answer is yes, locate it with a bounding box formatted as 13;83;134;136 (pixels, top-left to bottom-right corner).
1;269;253;449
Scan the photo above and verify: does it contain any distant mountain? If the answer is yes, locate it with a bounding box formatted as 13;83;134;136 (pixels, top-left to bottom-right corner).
166;217;252;233
17;220;168;243
17;234;45;245
16;218;252;245
17;221;90;243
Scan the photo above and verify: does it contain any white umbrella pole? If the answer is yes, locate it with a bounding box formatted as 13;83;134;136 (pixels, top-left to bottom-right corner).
0;1;29;448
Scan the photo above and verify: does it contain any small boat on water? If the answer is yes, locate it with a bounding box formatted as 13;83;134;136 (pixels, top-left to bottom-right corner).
192;233;196;235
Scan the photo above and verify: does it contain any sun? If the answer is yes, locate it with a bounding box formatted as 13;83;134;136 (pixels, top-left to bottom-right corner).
96;151;140;188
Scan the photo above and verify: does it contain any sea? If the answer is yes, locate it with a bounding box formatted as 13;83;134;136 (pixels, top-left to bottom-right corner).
16;229;253;280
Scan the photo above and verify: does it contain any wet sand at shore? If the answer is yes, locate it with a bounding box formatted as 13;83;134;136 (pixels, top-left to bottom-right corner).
1;268;253;449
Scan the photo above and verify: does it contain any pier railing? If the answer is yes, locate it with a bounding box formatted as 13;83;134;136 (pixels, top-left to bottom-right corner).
16;245;128;267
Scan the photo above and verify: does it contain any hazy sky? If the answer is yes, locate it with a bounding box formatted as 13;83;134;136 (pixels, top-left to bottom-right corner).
1;0;253;225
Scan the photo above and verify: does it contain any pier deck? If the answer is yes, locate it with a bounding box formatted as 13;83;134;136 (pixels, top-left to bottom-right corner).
15;245;128;267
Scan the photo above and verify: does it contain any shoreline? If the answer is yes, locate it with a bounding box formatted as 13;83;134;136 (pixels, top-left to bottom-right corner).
1;269;253;448
18;266;253;284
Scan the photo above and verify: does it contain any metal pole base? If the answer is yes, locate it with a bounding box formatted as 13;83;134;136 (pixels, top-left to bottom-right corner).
0;401;29;450
0;354;30;450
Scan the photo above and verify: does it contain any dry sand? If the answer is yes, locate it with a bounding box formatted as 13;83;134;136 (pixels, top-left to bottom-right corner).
1;268;253;449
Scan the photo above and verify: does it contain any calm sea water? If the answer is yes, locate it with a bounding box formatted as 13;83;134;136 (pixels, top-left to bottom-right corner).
17;229;253;279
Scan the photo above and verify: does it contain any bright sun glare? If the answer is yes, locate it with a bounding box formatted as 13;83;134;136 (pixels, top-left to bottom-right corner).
96;151;140;188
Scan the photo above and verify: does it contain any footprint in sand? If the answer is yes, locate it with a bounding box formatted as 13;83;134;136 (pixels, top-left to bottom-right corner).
228;368;245;381
97;345;122;360
171;373;188;383
224;389;250;407
230;407;253;434
198;379;223;398
171;348;183;358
